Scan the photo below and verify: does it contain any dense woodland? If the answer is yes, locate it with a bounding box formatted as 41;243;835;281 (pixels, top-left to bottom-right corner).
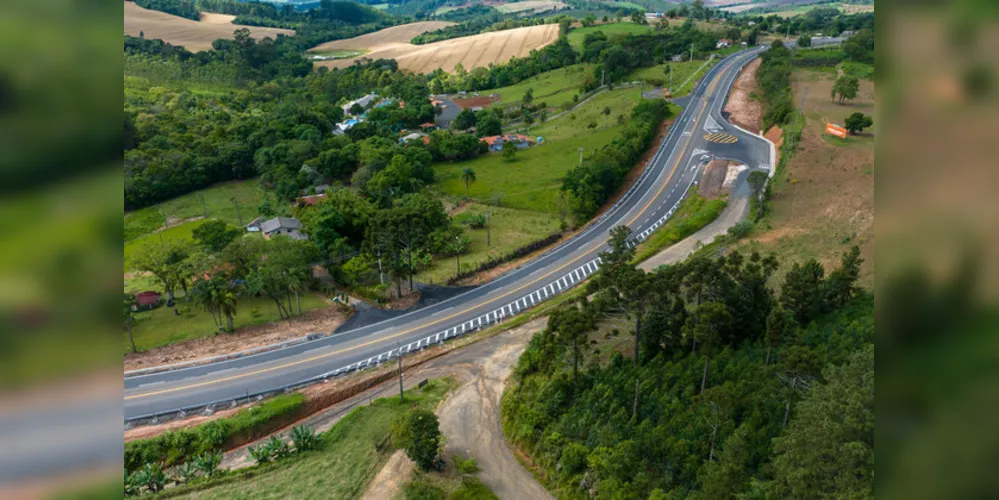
503;228;873;499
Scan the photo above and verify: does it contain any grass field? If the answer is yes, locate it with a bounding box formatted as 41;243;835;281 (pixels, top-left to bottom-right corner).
125;178;277;243
169;378;458;499
125;291;329;353
628;57;720;96
567;22;653;48
415;203;561;284
632;193;728;263
736;68;874;288
434;88;643;213
312;22;560;74
491;63;596;108
123;1;294;52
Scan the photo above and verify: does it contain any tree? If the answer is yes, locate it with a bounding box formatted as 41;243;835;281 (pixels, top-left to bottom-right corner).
257;196;275;217
550;301;597;387
844;112;873;134
770;346;873;498
124;293;138;353
349;102;365;116
392;409;442;471
476;110;502;136
602;106;611;128
521;87;534;109
631;11;647;25
460;168;476;199
129;240;192;303
797;34;812;47
692;301;732;393
747;170;768;219
824;245;863;308
192;219;242;253
831;74;859;104
453;108;476;131
697;423;754;498
781;259;826;324
746;29;759;46
764;306;795;366
778;344;821;428
502;139;517;162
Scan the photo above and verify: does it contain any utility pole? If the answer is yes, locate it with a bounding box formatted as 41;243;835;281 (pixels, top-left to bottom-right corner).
485;211;492;246
454;236;461;277
690;43;694;62
158;208;166;243
578;147;584;165
231;197;243;227
397;350;404;402
201;193;207;218
601;69;605;88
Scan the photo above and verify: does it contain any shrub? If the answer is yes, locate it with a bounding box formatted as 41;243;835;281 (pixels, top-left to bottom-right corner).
404;479;446;500
173;461;199;484
248;443;272;465
264;435;292;460
446;232;562;285
290;424;322;452
456;456;480;474
392;409;442;471
727;220;754;239
193;451;222;477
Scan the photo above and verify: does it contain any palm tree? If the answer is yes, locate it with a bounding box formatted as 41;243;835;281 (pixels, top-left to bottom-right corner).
219;287;238;332
461;168;476;199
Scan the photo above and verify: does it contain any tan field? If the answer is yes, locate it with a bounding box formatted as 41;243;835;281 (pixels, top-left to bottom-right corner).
313;23;561;74
495;0;567;13
124;1;295;52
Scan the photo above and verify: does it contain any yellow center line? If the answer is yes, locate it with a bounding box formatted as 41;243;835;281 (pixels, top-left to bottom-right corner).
126;60;733;402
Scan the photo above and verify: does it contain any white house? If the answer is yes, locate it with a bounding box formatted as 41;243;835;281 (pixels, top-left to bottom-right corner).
259;217;308;240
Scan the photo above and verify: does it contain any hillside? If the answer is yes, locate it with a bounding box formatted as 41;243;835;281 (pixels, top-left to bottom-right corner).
123;1;294;52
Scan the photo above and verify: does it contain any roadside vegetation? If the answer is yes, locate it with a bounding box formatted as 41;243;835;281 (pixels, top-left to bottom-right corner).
133;378;457;499
125;393;305;476
632;193;728;263
502;225;872;498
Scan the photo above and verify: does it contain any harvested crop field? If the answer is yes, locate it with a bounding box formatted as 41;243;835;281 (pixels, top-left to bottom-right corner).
123;1;294;52
314;23;561;74
495;0;567;13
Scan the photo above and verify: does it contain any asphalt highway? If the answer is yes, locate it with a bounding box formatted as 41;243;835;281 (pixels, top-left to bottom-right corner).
124;47;773;421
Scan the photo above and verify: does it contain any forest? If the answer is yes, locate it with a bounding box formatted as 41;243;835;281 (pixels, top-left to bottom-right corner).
502;227;873;499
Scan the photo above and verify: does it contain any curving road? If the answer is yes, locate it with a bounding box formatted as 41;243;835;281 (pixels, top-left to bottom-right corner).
123;48;773;422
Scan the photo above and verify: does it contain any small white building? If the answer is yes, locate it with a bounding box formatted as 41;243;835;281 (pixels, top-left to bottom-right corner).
716;39;732;49
259;217;308;240
399;132;425;144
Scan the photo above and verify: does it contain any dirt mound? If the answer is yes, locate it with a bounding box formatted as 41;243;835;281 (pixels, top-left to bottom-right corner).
453;96;495;109
724;58;763;134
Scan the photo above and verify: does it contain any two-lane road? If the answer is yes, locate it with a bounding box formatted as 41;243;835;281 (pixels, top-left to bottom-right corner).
124;48;773;422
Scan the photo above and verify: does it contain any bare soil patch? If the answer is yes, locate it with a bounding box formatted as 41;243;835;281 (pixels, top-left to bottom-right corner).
724;58;763;134
739;70;874;287
123;1;294;52
452;96;495;109
698;159;731;198
361;450;415;500
123;302;347;371
315;24;560;74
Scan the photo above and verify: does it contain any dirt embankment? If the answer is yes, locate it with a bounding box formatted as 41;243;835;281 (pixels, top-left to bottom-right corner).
124;299;347;371
724;58;763;134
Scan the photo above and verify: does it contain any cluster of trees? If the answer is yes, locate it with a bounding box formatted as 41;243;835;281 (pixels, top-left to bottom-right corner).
411;10;552;44
579;21;720;83
757;40;794;129
427;37;578;93
562;100;670;222
127;221;319;346
132;0;199;20
725;8;872;39
503;228;872;498
125;56;437;209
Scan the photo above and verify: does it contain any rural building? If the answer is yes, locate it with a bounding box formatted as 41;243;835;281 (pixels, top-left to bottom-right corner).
716;39;732;49
246;217;263;232
480;134;534;152
260;217;308;240
134;291;161;310
840;30;855;37
295;194;326;207
399;132;426;144
342;93;377;115
644;12;663;20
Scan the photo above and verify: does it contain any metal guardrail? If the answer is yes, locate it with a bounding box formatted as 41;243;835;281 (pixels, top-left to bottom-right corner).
124;49;756;426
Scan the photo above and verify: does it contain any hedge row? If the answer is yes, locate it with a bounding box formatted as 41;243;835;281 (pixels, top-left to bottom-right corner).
446;232;563;285
124;393;305;473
